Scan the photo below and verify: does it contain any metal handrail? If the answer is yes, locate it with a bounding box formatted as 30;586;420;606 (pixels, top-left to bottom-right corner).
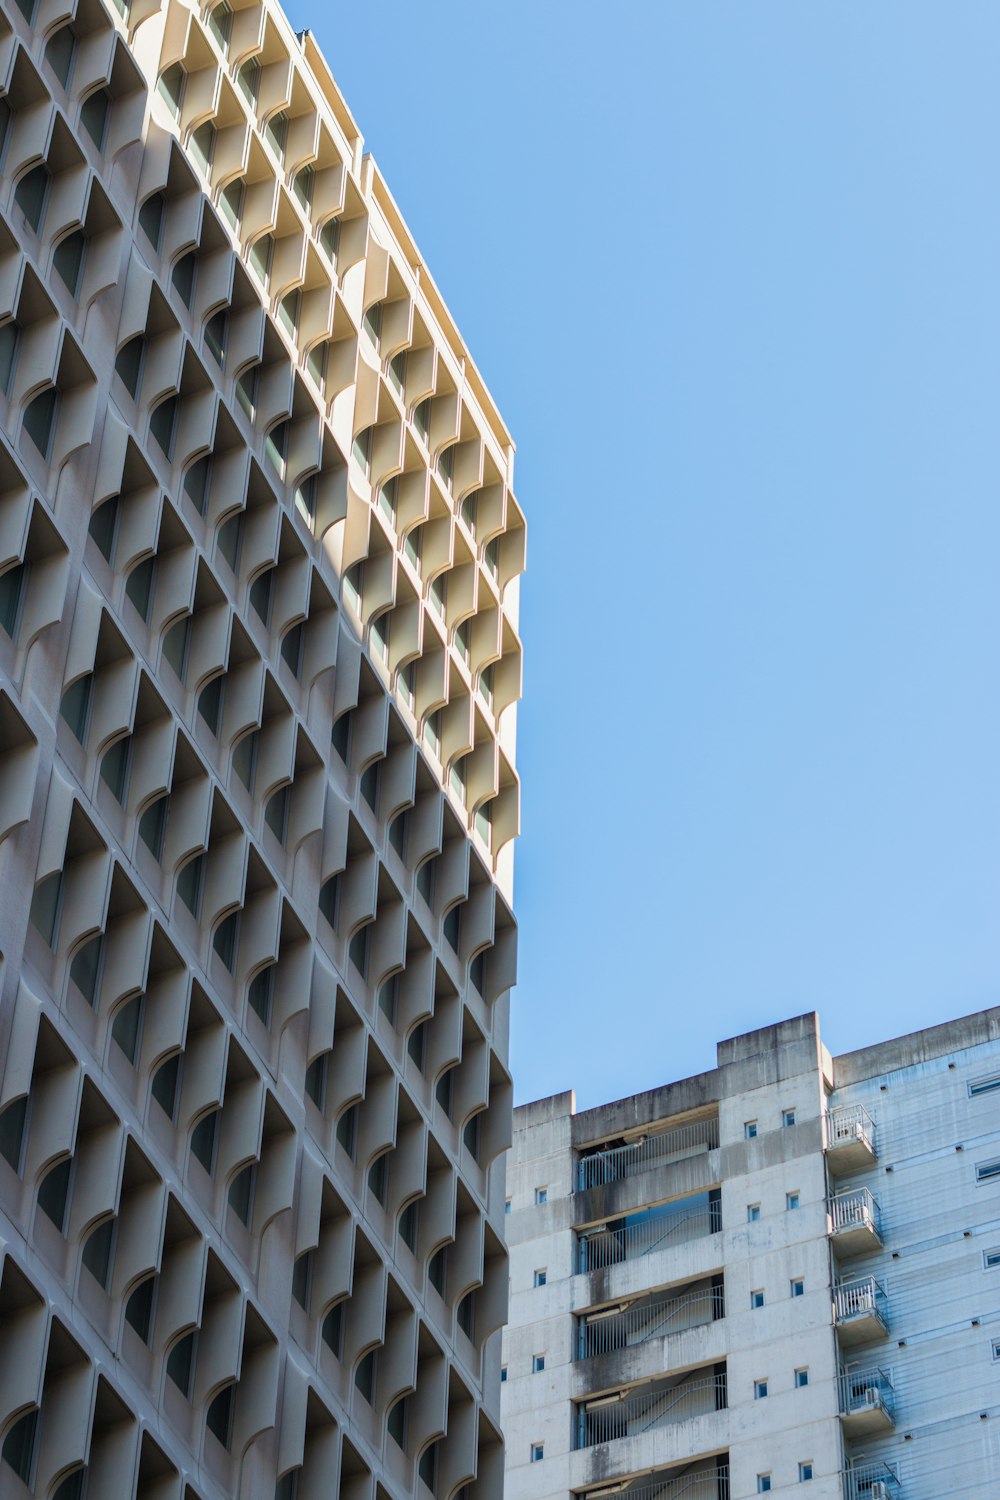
576;1373;726;1448
577;1117;720;1191
577;1198;720;1273
843;1460;898;1499
830;1186;881;1235
582;1464;730;1500
826;1104;876;1149
577;1286;723;1360
834;1275;887;1325
838;1366;894;1418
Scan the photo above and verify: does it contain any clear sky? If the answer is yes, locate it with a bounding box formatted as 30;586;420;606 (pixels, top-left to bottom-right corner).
302;2;1000;1109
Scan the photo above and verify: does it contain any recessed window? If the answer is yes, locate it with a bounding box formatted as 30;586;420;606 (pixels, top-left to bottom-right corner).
533;1269;547;1288
757;1477;771;1494
993;1339;1000;1362
504;1198;512;1214
124;1276;155;1343
751;1289;764;1309
747;1203;761;1222
791;1278;805;1298
38;1157;72;1231
236;57;260;106
754;1379;768;1400
111;994;143;1065
0;1097;28;1174
786;1192;800;1211
984;1248;1000;1269
151;1055;180;1121
745;1120;758;1139
54;228;86;295
532;1354;545;1373
45;24;77;86
2;1409;38;1484
206;1382;235;1450
24;388;58;460
500;1365;507;1383
228;1163;256;1226
139;192;165;252
530;1444;544;1464
157;62;186;119
969;1074;1000;1097
322;1300;344;1358
783;1108;797;1127
975;1158;1000;1183
795;1368;809;1388
166;1330;196;1398
336;1103;358;1159
799;1463;813;1482
190;1110;219;1175
535;1186;547;1205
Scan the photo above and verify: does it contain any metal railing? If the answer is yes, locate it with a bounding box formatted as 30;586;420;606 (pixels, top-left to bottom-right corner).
834;1275;887;1328
843;1460;899;1499
577;1285;724;1360
583;1465;730;1500
839;1366;894;1420
830;1186;882;1238
575;1372;726;1448
826;1103;876;1154
577;1117;720;1191
576;1195;721;1273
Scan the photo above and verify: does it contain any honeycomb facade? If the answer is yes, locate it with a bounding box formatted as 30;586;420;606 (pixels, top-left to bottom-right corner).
0;0;523;1493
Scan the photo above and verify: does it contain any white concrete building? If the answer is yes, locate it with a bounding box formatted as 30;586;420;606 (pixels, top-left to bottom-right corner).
0;0;522;1493
502;1010;1000;1500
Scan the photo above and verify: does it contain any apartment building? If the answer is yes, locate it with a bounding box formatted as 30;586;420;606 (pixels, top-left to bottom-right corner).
503;1009;1000;1500
0;0;522;1493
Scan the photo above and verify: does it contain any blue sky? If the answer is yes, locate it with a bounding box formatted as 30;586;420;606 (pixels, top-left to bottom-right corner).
305;3;1000;1108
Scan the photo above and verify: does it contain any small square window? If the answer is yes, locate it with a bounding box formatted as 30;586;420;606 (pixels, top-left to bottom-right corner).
745;1120;758;1139
786;1192;800;1211
751;1289;765;1309
799;1463;813;1482
504;1198;512;1214
500;1366;507;1383
757;1477;771;1494
791;1278;805;1298
532;1355;545;1373
993;1339;1000;1363
747;1203;761;1223
753;1379;768;1400
795;1368;809;1388
530;1444;544;1464
533;1269;547;1288
535;1186;548;1205
783;1108;796;1127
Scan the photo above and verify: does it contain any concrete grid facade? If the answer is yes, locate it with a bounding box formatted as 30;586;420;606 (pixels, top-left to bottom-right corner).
0;0;522;1493
502;1010;1000;1500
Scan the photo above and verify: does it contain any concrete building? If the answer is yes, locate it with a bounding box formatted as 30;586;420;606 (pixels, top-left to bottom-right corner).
0;0;522;1493
502;1009;1000;1500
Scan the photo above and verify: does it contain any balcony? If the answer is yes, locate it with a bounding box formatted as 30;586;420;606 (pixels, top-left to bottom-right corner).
576;1192;721;1274
575;1369;727;1449
577;1117;720;1192
825;1104;876;1175
834;1275;888;1346
577;1282;724;1360
838;1367;894;1435
829;1187;883;1257
582;1462;730;1500
843;1461;900;1500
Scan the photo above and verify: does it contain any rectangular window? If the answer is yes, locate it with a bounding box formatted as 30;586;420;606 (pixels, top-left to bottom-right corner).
795;1368;809;1388
757;1478;771;1494
976;1159;1000;1183
751;1289;764;1309
745;1120;758;1139
532;1355;545;1373
786;1192;800;1211
535;1187;547;1205
504;1198;512;1215
783;1108;797;1127
530;1444;543;1464
791;1278;805;1298
747;1203;761;1222
969;1074;1000;1097
533;1269;546;1288
799;1463;813;1482
993;1339;1000;1362
500;1365;507;1383
984;1248;1000;1269
754;1379;768;1400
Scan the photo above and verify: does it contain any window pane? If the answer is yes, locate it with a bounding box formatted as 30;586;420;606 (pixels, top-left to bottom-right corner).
0;321;19;395
111;994;143;1064
54;229;86;295
81;89;110;150
0;561;26;637
45;26;76;87
23;388;57;459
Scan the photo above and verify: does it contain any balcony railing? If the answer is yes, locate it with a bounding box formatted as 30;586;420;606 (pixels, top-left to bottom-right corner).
839;1366;894;1422
575;1371;727;1448
576;1193;721;1273
829;1186;882;1253
577;1117;720;1191
825;1104;877;1171
577;1285;724;1359
583;1463;730;1500
843;1460;899;1500
834;1275;888;1342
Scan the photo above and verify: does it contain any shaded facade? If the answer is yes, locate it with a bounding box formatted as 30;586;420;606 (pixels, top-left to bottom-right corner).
0;0;522;1495
503;1009;1000;1500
